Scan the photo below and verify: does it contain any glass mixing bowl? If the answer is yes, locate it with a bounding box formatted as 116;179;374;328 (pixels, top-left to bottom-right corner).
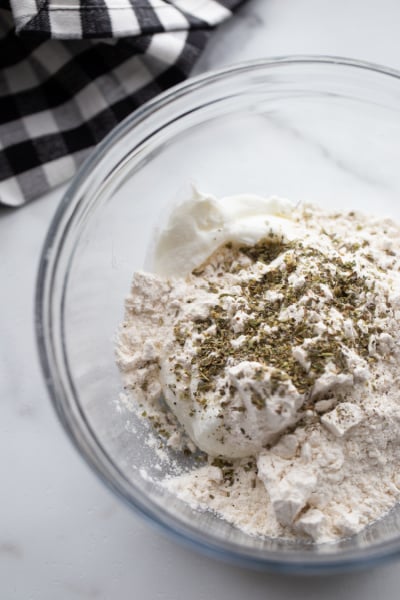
36;57;400;573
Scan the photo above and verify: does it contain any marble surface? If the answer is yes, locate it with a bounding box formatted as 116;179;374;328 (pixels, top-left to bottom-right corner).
2;1;400;598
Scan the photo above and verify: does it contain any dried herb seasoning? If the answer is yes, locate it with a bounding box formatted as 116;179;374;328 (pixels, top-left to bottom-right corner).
173;235;382;405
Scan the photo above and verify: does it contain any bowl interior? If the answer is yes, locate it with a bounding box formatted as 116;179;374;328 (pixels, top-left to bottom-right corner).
38;58;400;571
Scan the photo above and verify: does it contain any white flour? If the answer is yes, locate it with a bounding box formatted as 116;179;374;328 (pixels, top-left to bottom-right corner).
116;196;400;543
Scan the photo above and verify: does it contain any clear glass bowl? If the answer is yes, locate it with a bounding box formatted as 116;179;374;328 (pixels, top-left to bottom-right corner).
36;57;400;573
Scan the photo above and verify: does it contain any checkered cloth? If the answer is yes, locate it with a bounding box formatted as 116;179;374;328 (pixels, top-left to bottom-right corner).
0;1;244;207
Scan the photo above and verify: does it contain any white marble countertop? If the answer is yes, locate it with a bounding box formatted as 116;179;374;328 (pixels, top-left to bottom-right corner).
2;1;400;598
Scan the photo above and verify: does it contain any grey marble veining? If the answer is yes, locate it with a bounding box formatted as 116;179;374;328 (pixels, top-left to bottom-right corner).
3;1;400;598
262;113;398;195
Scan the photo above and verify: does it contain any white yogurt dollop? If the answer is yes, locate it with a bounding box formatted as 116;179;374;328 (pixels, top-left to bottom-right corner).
153;188;301;277
160;359;304;459
150;188;308;458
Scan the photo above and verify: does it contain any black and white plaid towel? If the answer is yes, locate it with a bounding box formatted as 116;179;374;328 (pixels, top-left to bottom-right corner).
0;1;244;207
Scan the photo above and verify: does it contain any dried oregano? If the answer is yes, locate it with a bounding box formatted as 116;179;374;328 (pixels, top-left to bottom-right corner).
172;236;381;405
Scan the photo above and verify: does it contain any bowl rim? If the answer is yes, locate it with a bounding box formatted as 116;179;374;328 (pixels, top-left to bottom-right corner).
35;55;400;573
